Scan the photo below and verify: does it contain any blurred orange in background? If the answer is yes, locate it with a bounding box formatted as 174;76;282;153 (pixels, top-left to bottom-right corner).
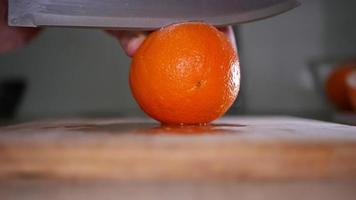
325;59;356;111
347;70;356;111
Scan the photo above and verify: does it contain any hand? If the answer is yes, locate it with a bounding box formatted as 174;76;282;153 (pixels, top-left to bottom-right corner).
106;26;236;57
0;0;41;54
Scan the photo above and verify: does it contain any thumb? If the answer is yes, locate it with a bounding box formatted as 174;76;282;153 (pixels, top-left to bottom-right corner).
106;30;147;57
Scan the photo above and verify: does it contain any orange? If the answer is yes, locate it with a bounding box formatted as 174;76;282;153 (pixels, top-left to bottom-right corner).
130;22;240;125
347;71;356;111
325;59;356;111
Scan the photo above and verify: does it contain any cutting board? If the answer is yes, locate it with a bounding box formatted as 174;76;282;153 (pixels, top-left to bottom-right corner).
0;116;356;181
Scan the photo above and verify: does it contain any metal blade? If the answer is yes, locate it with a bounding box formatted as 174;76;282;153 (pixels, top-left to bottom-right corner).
9;0;300;30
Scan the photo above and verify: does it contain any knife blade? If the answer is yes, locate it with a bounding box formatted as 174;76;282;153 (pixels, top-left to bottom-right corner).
8;0;300;30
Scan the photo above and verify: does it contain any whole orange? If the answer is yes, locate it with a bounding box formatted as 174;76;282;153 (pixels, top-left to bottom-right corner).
129;22;240;125
325;60;356;111
347;71;356;111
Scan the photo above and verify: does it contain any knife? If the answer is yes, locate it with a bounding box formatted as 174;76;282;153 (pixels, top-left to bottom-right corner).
8;0;300;30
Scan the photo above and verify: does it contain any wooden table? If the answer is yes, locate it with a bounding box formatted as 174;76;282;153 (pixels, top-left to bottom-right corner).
0;117;355;200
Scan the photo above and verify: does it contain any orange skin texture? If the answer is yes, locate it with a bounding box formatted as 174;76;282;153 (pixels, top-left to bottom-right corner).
130;22;240;125
325;61;356;111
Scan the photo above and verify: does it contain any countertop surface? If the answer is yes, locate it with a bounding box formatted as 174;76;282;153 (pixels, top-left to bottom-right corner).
0;116;355;181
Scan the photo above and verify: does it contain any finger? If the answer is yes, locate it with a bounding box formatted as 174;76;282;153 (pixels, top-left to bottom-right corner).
105;26;235;57
106;30;147;57
0;27;41;54
217;26;237;51
0;0;41;53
